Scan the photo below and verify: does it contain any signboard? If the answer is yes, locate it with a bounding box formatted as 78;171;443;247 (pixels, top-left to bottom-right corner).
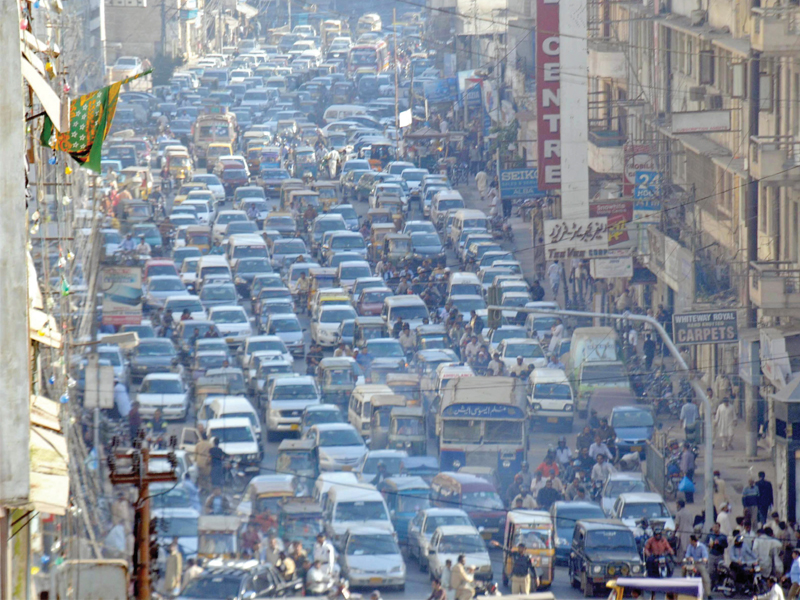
536;0;561;190
591;256;633;279
424;77;458;103
544;217;609;259
398;109;412;128
442;403;526;419
672;110;732;134
634;170;661;199
589;200;633;247
465;83;482;110
499;168;547;200
83;353;115;410
623;144;654;196
101;266;143;325
672;310;739;345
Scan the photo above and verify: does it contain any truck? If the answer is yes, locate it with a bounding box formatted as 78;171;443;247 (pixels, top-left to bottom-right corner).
192;109;237;168
56;559;128;599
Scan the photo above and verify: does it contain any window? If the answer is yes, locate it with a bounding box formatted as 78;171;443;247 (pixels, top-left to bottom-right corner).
699;50;714;85
760;73;774;112
731;62;746;98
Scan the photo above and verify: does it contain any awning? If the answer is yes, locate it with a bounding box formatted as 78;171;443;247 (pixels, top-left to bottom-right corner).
235;2;258;18
29;395;69;516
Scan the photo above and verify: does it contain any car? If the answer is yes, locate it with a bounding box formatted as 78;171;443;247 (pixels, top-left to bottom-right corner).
428;525;492;582
486;325;527;353
567;519;644;597
199;281;238;310
208;305;253;347
164;295;207;321
95;344;128;383
176;561;304;599
356;287;392;317
610;405;655;459
549;501;606;564
212;210;249;242
152;507;199;569
263;314;305;357
365;338;406;369
129;338;181;384
497;338;547;371
304;423;366;472
136;373;189;420
609;492;675;533
311;304;358;347
355;450;409;483
266;376;321;441
191;173;226;202
406;508;474;567
301;404;345;434
239;335;293;367
339;526;406;591
600;473;648;516
448;294;487;321
270;238;309;270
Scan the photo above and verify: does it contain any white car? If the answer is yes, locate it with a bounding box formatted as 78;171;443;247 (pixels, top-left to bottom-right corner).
164;294;207;321
601;473;649;516
355;450;409;483
340;526;406;591
264;314;305;357
136;373;189;420
427;525;492;582
212;210;249;242
305;423;366;472
239;334;293;367
208;305;253;347
144;276;188;310
311;304;358;347
191;174;225;202
205;416;261;469
497;338;548;371
407;508;474;568
610;492;676;533
266;376;321;441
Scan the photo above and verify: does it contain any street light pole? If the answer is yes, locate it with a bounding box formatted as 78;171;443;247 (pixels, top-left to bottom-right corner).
491;305;715;529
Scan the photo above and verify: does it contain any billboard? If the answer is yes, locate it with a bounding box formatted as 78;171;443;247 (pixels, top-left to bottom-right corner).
589;200;633;247
591;256;633;279
499;168;547;200
672;110;732;134
101;266;143;326
536;0;561;190
544;217;609;260
673;310;738;345
424;77;458;103
623;143;655;196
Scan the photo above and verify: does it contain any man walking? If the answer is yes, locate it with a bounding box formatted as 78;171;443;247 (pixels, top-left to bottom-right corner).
714;397;737;450
784;548;800;600
756;471;774;526
679;443;696;503
643;334;656;371
680;398;700;441
547;260;562;297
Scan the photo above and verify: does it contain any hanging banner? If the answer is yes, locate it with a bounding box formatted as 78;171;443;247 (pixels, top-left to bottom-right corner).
100;266;143;325
589;200;634;247
544;217;609;260
536;0;561;190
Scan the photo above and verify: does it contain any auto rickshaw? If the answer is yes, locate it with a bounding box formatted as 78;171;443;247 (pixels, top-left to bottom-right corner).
197;515;242;559
366;208;393;228
185;225;212;253
193;376;229;413
368;394;407;449
277;498;324;550
167;150;193;184
366;140;395;171
353;316;387;349
317;357;362;407
376;196;405;230
385;373;422;405
501;510;555;589
121;199;153;225
288;189;321;216
276;439;317;495
368;223;397;262
388;406;426;455
368;362;405;384
241;475;298;531
246;144;263;173
382;233;412;264
605;578;702;600
118;166;153;199
279;179;305;210
310;181;339;212
307;267;337;312
381;476;430;543
413;324;448;352
289;146;318;179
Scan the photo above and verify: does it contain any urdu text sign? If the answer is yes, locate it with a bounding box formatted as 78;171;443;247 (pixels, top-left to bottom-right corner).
672;310;738;345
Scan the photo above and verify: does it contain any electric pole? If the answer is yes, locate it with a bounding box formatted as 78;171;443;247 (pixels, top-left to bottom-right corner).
108;439;178;600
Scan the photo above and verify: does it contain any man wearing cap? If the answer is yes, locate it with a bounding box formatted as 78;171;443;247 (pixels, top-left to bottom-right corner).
488;352;505;376
490;541;539;593
313;532;335;576
510;356;528;376
135;234;151;257
714;396;737;450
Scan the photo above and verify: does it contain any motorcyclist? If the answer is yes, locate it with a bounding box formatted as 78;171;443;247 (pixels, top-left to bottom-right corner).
305;559;327;595
729;534;758;587
536;452;560;479
590;453;616;483
135;234;152;257
643;527;675;577
575;446;595;475
295;272;310;314
120;233;136;253
398;323;416;356
306;342;323;375
554;436;573;471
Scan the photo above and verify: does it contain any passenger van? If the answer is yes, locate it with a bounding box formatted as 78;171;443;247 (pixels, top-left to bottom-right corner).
202;394;262;439
195;255;233;289
322;104;367;125
430;472;505;540
447;272;482;297
527;368;574;429
225;234;268;268
382;295;429;330
431;190;465;227
324;484;394;544
313;471;359;512
356;13;382;35
450;209;489;247
349;384;393;437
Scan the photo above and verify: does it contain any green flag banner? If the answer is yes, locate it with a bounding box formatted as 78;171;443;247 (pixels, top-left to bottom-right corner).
40;70;151;173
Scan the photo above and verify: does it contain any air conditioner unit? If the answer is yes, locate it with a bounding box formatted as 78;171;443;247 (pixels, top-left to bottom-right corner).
691;9;707;25
689;86;706;101
707;93;723;109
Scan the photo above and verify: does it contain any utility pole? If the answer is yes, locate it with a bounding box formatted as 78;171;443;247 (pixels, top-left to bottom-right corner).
393;8;399;155
0;1;33;597
161;0;167;57
287;0;292;31
108;441;178;600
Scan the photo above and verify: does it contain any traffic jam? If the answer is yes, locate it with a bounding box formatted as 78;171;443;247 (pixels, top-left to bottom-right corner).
84;9;707;600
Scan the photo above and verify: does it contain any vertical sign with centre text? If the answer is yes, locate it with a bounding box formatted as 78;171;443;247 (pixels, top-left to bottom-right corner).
537;0;561;190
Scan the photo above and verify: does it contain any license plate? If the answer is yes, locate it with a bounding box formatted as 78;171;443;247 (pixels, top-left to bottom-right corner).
290;424;299;431
226;337;235;343
369;577;383;584
341;465;353;472
547;417;559;423
631;445;642;451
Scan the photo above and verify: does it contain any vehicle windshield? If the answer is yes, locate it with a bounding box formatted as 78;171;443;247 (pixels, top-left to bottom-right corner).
606;479;647;498
318;429;363;447
142;379;183;394
442;420;481;443
212;310;247;324
502;295;531;308
137;342;175;356
390;305;428;320
97;350;122;366
621;502;671;519
397;492;430;513
149;279;185;292
202;286;237;301
346;534;399;555
424;514;471;533
513;529;551;549
324;369;353;385
440;534;485;554
277;452;315;472
393;417;423;435
274;240;306;254
209;426;254;443
412;234;440;247
167;299;203;313
333;206;357;220
220;412;258;428
451;297;486;313
461;491;504;511
283;516;324;539
403;171;425;182
533;383;571;400
160;516;198;538
363;290;391;303
237;259;270;274
332;236;365;250
340;266;371;280
555;507;605;531
217;213;247;225
321;308;357;323
270;318;301;333
362;456;403;476
506;343;544;359
180;575;241;599
585;529;636;551
273;384;317;400
197;354;226;369
612;410;654;428
336;500;388;522
233;246;268;259
249;340;286;354
582;364;629;386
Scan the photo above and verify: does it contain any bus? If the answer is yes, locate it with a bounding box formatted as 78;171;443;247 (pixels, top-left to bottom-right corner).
348;42;390;76
356;13;382;36
437;376;527;490
192;109;237;168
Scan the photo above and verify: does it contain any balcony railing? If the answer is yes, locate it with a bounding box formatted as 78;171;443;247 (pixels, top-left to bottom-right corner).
749;261;800;314
750;135;800;184
752;6;800;53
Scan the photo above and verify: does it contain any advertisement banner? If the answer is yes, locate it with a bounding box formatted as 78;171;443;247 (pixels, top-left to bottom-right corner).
589;200;633;247
591;256;633;279
101;266;143;326
544;217;609;260
424;78;458;103
673;310;739;345
499;168;547;200
398;109;412;128
623;144;655;196
536;0;561;190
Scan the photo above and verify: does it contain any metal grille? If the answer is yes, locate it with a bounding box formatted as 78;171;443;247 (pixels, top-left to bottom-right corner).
645;440;666;496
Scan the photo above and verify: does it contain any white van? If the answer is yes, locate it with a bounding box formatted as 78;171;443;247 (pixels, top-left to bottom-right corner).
450;209;489;247
382;295;429;330
431;190;465;228
324;484;394;544
313;472;359;512
348;384;393;437
203;395;262;439
323;104;368;125
265;76;288;94
195;255;232;288
447;272;482;297
226;233;268;268
527;368;574;429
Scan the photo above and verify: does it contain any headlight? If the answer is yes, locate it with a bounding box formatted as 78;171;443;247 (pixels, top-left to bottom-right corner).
498;517;505;525
270;410;281;418
452;459;461;468
532;403;541;410
390;565;403;573
232;455;242;463
247;453;259;462
564;404;574;412
632;565;642;573
615;437;622;444
592;565;602;574
556;537;567;546
404;441;412;448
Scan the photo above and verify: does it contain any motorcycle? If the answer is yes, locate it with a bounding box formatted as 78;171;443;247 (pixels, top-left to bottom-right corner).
714;563;767;598
648;554;673;578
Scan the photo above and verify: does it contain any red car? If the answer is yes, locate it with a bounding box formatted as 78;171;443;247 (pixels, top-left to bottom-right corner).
356;287;393;316
219;165;249;197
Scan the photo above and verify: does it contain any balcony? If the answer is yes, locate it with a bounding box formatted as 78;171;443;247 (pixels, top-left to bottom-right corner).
751;6;800;53
588;40;627;81
749;136;800;185
750;262;800;316
588;130;624;174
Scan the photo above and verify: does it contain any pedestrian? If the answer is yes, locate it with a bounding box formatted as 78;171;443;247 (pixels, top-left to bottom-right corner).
680;398;700;441
164;538;183;596
643;334;656;371
714;397;737;450
674;500;692;557
547;260;562;297
785;548;800;600
743;479;760;522
113;378;131;420
753;527;783;578
756;471;775;526
713;470;730;513
450;554;476;600
714;371;733;404
441;559;454;600
680;442;696;503
182;558;204;588
127;400;141;441
716;502;734;538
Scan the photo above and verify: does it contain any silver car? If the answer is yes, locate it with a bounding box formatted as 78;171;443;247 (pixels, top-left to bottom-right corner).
406;508;474;571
